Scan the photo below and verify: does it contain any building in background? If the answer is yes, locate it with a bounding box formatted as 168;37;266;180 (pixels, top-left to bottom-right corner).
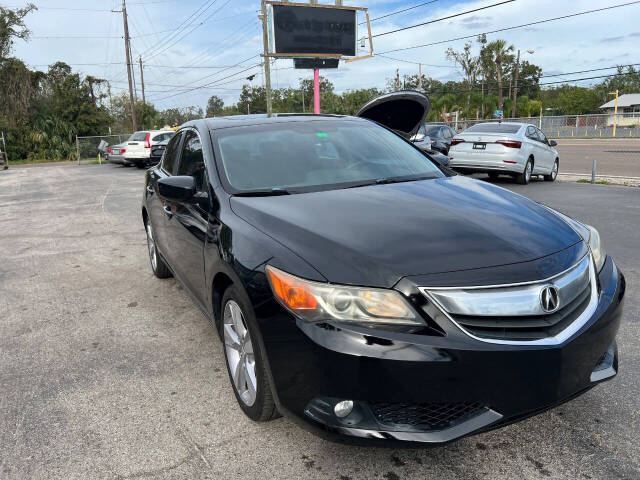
600;94;640;126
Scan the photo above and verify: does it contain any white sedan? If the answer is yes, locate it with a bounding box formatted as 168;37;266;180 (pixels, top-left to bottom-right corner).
448;122;559;185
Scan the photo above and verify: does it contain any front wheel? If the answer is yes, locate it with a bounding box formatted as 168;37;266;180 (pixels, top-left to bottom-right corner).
516;159;532;185
544;159;559;182
221;287;279;422
145;221;171;278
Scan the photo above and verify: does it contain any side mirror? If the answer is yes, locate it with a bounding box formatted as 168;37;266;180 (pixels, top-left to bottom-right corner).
549;140;558;147
158;176;196;202
411;133;426;142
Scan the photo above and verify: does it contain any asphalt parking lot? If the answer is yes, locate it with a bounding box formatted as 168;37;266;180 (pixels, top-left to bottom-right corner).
1;164;638;480
555;139;640;177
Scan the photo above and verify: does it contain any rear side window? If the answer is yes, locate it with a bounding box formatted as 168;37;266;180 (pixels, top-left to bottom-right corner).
129;131;149;141
176;130;206;191
162;132;183;174
466;123;521;134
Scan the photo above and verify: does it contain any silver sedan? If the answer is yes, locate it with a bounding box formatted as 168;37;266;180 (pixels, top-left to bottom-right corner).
448;122;559;184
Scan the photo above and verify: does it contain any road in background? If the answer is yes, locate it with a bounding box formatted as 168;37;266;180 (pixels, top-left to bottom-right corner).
554;139;640;177
0;165;638;480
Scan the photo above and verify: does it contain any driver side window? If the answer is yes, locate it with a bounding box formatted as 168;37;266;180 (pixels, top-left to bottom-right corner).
176;130;206;192
162;132;183;174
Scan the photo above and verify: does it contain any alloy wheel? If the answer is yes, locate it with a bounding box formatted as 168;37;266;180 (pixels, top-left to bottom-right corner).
552;161;558;180
146;223;157;271
223;300;257;407
525;162;532;183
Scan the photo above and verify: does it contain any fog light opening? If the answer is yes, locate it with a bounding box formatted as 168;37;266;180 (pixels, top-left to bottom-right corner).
334;400;354;418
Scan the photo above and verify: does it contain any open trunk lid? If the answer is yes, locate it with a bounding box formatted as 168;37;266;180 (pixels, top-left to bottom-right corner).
356;90;430;140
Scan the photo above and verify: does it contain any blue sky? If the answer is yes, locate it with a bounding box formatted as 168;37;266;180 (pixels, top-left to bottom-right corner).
8;0;640;110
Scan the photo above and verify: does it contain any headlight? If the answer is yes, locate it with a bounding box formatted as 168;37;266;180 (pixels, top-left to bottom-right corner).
586;225;606;271
545;207;606;271
265;265;423;326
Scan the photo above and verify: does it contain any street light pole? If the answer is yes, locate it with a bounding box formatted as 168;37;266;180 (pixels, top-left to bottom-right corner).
511;49;520;118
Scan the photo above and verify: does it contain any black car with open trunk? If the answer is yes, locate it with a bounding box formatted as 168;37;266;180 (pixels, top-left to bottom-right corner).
141;91;624;444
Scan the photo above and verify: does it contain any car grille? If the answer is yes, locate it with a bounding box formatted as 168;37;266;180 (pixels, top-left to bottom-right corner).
420;254;595;343
370;402;484;430
452;284;591;341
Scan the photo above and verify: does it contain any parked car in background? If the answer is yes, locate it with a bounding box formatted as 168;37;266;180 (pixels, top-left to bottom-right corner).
150;138;170;166
413;123;457;155
108;130;174;168
448;122;559;185
140;91;623;446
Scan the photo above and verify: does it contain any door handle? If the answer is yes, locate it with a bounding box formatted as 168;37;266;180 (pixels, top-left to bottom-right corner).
163;205;173;218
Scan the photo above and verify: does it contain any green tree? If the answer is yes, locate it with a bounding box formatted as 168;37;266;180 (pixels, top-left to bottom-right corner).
0;3;36;59
206;95;224;117
482;39;515;111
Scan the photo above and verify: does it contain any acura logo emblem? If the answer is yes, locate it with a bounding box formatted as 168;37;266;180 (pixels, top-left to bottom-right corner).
540;285;560;313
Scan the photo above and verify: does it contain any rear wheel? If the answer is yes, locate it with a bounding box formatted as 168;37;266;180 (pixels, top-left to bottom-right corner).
544;159;559;182
145;221;171;278
516;159;533;185
221;287;279;422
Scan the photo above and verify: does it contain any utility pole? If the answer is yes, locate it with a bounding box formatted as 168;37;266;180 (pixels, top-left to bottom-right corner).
121;0;137;131
609;90;619;137
511;49;520;118
260;0;273;117
139;56;146;106
139;56;146;128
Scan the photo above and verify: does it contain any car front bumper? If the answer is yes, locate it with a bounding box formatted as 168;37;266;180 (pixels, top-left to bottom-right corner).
256;256;624;445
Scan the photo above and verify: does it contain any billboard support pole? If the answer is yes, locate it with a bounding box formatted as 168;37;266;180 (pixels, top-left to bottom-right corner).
313;68;320;114
260;0;273;117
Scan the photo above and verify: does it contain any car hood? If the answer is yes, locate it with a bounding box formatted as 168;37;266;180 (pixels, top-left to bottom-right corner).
230;176;581;288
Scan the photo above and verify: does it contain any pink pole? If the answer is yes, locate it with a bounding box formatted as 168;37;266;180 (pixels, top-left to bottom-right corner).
313;68;320;114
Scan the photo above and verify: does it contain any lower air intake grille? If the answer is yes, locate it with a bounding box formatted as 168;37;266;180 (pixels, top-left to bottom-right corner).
370;402;484;430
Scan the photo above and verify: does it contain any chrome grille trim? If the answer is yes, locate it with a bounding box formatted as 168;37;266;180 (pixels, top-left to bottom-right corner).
422;255;590;317
419;254;598;346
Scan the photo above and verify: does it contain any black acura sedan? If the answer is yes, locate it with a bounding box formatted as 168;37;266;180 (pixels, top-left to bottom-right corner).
141;91;624;444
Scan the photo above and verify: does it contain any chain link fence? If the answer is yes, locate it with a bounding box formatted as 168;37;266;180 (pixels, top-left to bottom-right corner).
76;134;132;165
433;113;640;139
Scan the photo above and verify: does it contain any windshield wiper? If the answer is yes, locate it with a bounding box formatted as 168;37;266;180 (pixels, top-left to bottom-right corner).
233;188;293;197
374;174;435;185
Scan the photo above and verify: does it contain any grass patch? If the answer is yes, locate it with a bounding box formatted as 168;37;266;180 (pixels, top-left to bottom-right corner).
8;158;74;165
577;179;613;185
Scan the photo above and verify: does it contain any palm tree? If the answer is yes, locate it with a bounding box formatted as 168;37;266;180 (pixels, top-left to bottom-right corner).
482;40;514;113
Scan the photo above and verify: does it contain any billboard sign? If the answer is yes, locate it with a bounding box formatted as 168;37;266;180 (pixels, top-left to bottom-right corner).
294;57;339;69
271;4;356;56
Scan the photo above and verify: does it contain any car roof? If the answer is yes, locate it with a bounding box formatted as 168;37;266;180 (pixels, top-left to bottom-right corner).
182;114;361;132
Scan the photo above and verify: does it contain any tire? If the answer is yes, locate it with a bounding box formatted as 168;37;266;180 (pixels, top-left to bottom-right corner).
221;286;279;422
544;159;559;182
516;158;533;185
488;172;499;181
145;220;172;278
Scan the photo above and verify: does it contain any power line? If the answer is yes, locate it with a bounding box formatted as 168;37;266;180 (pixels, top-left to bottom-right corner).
359;0;439;25
373;0;516;38
140;0;217;57
146;0;233;60
379;1;640;54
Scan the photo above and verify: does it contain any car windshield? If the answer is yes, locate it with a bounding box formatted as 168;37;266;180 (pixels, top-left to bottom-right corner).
465;123;521;134
128;131;149;141
214;119;443;193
